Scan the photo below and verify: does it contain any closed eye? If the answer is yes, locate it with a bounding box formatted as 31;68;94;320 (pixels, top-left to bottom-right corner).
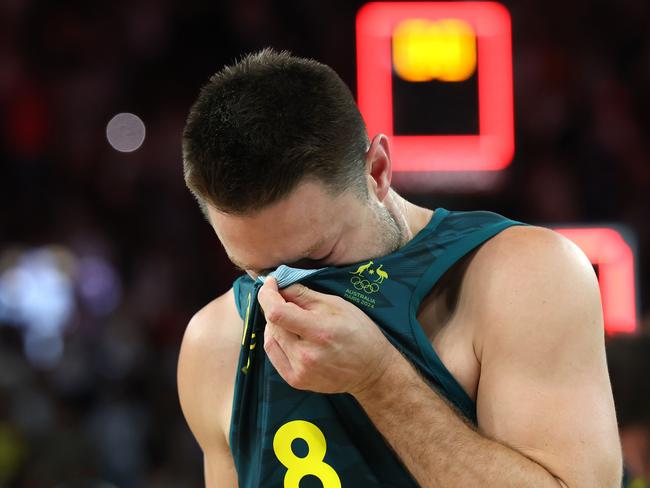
236;264;273;276
231;245;336;276
233;263;271;276
286;253;334;270
250;256;332;276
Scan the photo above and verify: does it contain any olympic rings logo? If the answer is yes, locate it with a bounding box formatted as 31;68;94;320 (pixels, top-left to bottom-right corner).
350;275;380;294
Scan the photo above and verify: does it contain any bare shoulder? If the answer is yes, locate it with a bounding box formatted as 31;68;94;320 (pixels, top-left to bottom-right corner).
465;228;621;486
466;224;597;300
464;225;602;347
471;224;592;275
177;288;243;451
181;288;243;361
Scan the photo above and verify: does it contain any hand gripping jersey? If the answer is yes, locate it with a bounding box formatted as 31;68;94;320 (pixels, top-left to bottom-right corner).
230;208;525;487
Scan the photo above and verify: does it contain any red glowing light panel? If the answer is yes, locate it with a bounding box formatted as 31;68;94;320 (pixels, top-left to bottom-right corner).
555;228;637;335
356;2;514;172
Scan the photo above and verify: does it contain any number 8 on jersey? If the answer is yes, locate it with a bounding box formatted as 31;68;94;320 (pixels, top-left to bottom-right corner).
273;420;342;488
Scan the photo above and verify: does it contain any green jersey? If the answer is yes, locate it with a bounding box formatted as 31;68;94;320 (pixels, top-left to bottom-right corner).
230;208;524;487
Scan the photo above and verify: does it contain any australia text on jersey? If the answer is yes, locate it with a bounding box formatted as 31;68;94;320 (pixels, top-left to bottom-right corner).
344;260;390;309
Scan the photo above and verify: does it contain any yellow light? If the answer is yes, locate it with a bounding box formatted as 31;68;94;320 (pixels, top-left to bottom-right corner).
392;18;477;82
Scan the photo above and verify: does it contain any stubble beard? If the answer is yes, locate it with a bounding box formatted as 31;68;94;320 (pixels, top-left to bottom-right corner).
370;200;410;258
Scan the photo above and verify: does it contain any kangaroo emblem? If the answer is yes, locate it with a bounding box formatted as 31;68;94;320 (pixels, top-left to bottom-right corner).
373;264;389;283
350;260;374;275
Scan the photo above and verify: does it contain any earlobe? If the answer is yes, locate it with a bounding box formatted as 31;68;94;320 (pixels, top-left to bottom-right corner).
365;134;392;202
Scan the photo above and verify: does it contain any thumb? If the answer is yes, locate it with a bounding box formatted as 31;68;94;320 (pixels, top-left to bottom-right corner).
279;283;320;309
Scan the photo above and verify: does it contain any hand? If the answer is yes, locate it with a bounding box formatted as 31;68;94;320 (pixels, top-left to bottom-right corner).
257;277;400;396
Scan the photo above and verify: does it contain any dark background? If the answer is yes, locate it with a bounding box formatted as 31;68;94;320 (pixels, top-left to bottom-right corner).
1;0;649;486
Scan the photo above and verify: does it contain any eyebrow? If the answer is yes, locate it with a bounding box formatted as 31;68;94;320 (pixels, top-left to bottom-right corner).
228;235;329;273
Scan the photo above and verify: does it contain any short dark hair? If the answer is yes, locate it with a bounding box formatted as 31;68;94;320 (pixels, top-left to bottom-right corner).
182;48;370;215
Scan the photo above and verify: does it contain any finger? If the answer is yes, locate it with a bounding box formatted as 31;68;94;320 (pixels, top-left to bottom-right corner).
266;320;300;355
268;302;313;338
264;326;293;379
279;283;324;310
259;279;313;337
257;277;285;313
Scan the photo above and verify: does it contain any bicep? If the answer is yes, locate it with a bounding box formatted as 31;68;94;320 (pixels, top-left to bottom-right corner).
473;228;621;486
477;327;618;485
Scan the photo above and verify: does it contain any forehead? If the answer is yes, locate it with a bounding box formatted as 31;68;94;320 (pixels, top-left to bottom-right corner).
208;181;352;270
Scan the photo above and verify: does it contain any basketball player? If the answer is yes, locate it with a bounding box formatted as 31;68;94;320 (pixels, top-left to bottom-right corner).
177;49;622;487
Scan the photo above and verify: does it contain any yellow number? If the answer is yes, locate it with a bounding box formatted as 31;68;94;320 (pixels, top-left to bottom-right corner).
273;420;342;488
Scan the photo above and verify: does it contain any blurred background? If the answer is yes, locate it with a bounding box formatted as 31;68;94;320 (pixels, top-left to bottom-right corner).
0;0;649;486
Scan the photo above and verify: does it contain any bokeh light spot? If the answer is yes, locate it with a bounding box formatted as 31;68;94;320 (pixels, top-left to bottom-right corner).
106;113;146;152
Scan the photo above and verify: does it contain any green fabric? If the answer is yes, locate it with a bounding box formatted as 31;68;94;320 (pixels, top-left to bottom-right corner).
230;208;525;487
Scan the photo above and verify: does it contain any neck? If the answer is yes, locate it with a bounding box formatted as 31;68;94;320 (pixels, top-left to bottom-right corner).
384;188;434;245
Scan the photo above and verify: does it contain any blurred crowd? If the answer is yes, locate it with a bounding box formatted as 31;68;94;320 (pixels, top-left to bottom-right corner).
0;0;649;486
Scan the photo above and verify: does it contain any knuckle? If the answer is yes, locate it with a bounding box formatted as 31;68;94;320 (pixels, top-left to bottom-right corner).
263;332;274;352
313;329;333;345
265;306;282;323
293;284;309;299
299;349;316;367
330;295;346;308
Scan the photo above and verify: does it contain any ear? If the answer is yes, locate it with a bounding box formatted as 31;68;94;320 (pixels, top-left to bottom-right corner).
365;134;392;202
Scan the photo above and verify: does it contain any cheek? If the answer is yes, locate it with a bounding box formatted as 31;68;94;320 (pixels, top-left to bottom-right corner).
361;211;400;260
336;223;384;265
326;202;389;265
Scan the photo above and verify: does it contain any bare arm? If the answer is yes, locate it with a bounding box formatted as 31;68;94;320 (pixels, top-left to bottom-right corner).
353;227;622;487
177;289;241;487
356;353;568;486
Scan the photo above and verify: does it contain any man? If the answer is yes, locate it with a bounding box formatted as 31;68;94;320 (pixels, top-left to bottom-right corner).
177;49;622;487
